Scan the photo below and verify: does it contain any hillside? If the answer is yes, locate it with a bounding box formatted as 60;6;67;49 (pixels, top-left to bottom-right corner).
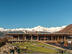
59;24;72;33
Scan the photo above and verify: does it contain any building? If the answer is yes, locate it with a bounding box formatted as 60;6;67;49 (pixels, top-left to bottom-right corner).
6;33;72;43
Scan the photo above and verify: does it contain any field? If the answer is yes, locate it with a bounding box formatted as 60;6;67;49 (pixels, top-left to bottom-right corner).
11;41;59;53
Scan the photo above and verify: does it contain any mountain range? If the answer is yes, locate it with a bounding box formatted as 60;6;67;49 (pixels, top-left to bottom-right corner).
0;25;66;33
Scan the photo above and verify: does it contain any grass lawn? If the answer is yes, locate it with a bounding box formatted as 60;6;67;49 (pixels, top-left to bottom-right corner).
11;41;57;53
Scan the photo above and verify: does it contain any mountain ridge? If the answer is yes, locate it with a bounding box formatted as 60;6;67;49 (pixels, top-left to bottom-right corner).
59;24;72;33
0;25;66;33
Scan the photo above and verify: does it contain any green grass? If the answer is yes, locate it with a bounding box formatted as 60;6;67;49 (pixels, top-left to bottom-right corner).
11;41;57;53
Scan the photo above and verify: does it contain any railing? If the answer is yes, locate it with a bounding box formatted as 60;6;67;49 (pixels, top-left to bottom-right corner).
7;32;72;35
8;39;25;41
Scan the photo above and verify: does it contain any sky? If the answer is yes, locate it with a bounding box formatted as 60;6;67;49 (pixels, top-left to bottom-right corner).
0;0;72;28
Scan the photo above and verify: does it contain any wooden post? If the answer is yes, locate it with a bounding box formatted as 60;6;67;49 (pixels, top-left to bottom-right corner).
51;36;53;41
44;36;46;41
57;36;59;41
64;36;66;41
31;35;33;41
23;34;24;40
25;35;26;40
61;36;63;41
23;34;26;41
23;34;26;40
55;36;56;41
44;36;45;41
12;36;14;40
37;35;39;41
18;34;19;40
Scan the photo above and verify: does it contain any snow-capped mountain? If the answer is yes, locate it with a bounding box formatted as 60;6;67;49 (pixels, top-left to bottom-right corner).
0;25;66;33
31;26;66;32
31;26;48;32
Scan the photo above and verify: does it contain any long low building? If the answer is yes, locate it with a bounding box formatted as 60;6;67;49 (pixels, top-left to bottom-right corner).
6;33;72;43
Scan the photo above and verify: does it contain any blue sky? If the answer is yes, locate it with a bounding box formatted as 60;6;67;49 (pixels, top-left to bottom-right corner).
0;0;72;28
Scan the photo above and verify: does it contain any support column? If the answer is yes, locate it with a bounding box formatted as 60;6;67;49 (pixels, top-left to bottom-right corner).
25;36;26;40
31;35;33;41
61;36;63;41
44;36;46;41
57;36;59;41
37;36;39;41
23;34;26;40
55;36;56;41
64;36;66;41
12;36;14;40
23;34;24;40
51;36;53;41
44;36;45;41
18;35;19;40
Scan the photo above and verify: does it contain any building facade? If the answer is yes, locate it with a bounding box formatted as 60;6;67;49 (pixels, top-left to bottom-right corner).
6;33;72;43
